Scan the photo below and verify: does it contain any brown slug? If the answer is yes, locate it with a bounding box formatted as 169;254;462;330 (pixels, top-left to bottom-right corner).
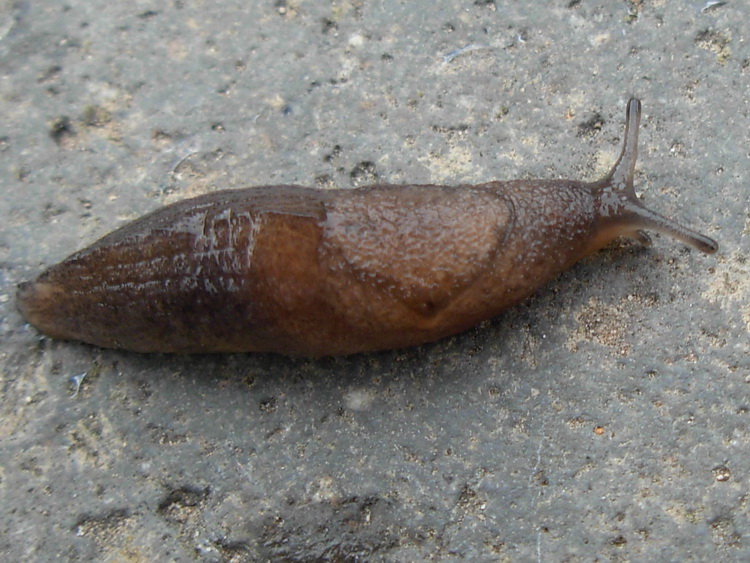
17;98;717;356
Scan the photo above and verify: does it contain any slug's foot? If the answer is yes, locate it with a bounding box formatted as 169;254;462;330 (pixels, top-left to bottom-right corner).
632;230;652;247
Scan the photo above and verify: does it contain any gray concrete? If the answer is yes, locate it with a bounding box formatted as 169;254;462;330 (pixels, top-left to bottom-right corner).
1;0;746;560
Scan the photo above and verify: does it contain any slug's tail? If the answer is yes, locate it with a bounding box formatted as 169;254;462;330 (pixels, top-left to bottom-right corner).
592;98;718;254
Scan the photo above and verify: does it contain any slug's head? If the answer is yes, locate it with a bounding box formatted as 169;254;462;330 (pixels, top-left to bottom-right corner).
587;98;718;255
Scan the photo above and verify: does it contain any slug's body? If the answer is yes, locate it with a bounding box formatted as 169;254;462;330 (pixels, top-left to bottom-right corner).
17;99;717;356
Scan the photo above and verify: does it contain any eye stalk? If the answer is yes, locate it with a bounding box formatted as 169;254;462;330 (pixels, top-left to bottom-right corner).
591;98;718;254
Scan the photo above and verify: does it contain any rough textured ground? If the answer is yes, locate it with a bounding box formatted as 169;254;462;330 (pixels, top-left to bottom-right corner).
1;1;747;560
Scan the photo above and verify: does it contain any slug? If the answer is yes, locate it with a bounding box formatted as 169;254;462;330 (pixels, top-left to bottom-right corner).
17;99;717;356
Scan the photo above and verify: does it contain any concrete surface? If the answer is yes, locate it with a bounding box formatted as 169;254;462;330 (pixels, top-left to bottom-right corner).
1;0;747;560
